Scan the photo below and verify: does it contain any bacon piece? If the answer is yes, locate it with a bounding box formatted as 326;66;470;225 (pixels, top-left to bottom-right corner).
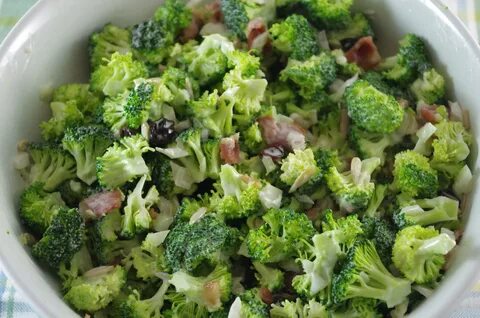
419;104;443;123
345;36;381;70
258;115;306;150
220;134;240;164
79;190;123;219
183;0;222;41
247;18;270;51
181;16;201;42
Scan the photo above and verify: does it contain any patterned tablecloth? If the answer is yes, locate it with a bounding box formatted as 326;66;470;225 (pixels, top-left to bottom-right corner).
0;0;480;317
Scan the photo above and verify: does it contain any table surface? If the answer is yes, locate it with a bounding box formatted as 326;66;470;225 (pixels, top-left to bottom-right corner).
0;0;480;317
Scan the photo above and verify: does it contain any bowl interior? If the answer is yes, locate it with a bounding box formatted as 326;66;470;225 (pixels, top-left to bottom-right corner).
0;0;479;317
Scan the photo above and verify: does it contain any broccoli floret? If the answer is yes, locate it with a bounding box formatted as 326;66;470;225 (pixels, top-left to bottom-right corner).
327;13;374;48
252;261;284;292
270;298;328;318
362;217;396;265
19;182;66;235
130;0;191;65
116;280;170;318
322;210;364;248
393;195;459;229
382;34;431;85
363;184;387;218
96;135;152;189
292;230;343;298
410;68;445;104
162;292;209;318
174;197;205;224
40;100;84;141
153;67;199;118
90;52;148;97
103;80;154;132
131;20;172;65
246;208;316;263
146;153;185;198
174;128;208;184
330;298;381;318
211;164;262;219
121;175;159;238
32;208;85;269
170;265;232;312
58;245;93;290
393;150;439;198
393;225;456;284
325;157;380;212
269;14;319;61
430;121;472;179
153;0;192;34
164;215;239;272
128;232;168;281
188;90;234;138
62;125;114;185
188;35;234;87
203;138;222;179
222;62;267;123
312;109;348;151
237;289;269;318
345;80;404;134
349;126;393;163
52;83;102;117
360;71;411;102
330;49;363;77
242;122;264;154
220;0;276;40
89;24;133;69
90;211;140;265
332;240;411;308
25;143;76;191
280;148;321;193
64;265;126;312
280;53;337;99
302;0;353;29
220;0;249;40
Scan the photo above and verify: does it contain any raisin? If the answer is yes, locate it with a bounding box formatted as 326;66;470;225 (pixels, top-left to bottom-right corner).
149;118;177;147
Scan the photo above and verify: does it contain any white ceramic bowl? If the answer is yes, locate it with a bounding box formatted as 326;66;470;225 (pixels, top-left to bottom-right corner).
0;0;478;317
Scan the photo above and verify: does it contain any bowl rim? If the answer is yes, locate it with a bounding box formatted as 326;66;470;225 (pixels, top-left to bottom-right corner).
1;0;480;317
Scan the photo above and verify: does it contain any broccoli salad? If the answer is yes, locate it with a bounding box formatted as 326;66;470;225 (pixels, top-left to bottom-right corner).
15;0;474;317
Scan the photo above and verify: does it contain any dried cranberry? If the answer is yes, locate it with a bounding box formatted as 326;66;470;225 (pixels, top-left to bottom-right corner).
149;118;177;147
261;145;285;161
340;37;361;51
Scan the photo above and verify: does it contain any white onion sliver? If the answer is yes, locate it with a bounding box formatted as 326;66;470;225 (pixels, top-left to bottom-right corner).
228;297;242;318
287;131;306;150
156;146;189;159
259;184;282;209
199;23;229;36
448;101;463;122
84;266;114;279
317;30;330;50
251;32;269;51
175;119;192;132
170;161;194;189
413;285;434;298
453;165;473;197
14;152;30;170
189;207;207;224
162;105;177;122
261;156;277;175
